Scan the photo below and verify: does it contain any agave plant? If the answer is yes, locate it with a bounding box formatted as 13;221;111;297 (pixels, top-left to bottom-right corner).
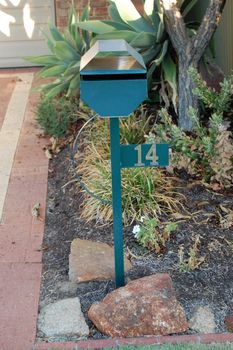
25;3;91;99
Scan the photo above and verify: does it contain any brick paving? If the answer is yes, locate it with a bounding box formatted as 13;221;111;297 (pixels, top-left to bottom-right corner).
0;71;49;350
0;70;233;350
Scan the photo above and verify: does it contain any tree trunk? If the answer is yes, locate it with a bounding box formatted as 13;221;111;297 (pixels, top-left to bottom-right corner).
161;0;227;131
178;59;198;130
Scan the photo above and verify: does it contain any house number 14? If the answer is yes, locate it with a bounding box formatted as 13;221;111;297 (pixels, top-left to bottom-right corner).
134;144;158;167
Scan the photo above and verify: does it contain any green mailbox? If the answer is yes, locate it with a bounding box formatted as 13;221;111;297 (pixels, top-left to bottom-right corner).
80;39;148;117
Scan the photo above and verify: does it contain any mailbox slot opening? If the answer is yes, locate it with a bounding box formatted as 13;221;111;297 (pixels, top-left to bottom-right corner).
81;73;147;81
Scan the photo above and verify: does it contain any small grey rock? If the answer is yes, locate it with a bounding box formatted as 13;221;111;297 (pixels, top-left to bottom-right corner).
57;281;78;294
189;306;216;334
38;298;89;337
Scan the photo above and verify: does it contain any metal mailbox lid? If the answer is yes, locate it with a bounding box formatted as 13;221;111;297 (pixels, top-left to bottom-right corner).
80;39;148;117
80;39;146;76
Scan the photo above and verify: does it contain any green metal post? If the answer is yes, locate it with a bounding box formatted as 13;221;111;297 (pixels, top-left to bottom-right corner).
110;117;124;288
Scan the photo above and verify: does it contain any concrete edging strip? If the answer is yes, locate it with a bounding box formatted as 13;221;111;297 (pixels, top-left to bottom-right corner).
0;73;33;221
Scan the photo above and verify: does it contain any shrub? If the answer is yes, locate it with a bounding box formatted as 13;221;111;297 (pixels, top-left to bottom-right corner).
36;95;83;138
146;69;233;188
148;108;233;187
188;67;233;115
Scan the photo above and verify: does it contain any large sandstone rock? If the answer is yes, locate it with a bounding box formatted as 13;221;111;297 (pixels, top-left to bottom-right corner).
38;298;89;337
69;238;132;282
88;274;188;337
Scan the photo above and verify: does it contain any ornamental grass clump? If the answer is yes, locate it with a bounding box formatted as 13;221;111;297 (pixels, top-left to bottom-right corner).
79;154;183;225
77;113;184;225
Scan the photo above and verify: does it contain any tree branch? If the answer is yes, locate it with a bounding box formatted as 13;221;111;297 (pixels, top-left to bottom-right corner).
191;0;227;62
161;0;189;57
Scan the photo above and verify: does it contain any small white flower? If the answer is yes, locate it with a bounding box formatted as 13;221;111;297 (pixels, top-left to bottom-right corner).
218;123;227;132
132;225;141;238
140;216;145;223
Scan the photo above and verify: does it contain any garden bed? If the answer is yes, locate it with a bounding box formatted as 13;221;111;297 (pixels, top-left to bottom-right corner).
37;141;233;343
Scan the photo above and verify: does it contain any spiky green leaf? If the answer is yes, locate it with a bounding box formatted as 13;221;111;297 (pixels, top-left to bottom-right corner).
156;13;165;42
94;30;138;43
77;20;133;34
45;80;71;99
108;3;127;24
67;75;80;97
130;32;156;48
147;61;158;85
182;0;198;18
48;22;64;42
24;55;59;66
81;3;90;21
142;45;163;65
111;0;154;33
54;41;80;62
38;65;67;78
152;40;168;66
63;29;78;49
162;54;177;111
64;61;80;77
68;3;77;36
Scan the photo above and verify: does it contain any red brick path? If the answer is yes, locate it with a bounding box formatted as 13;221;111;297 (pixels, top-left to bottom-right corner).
0;71;49;350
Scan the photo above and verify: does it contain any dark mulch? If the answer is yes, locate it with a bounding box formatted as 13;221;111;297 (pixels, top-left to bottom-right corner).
37;142;233;342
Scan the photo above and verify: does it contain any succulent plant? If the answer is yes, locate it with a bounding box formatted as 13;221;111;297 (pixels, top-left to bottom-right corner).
26;3;91;99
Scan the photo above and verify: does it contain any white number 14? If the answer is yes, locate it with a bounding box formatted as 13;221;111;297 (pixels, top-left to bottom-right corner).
134;144;158;167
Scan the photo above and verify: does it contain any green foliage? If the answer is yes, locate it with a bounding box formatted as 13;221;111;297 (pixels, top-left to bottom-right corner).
149;107;233;187
36;95;81;137
133;217;177;253
25;3;91;99
142;68;233;187
189;66;233;115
